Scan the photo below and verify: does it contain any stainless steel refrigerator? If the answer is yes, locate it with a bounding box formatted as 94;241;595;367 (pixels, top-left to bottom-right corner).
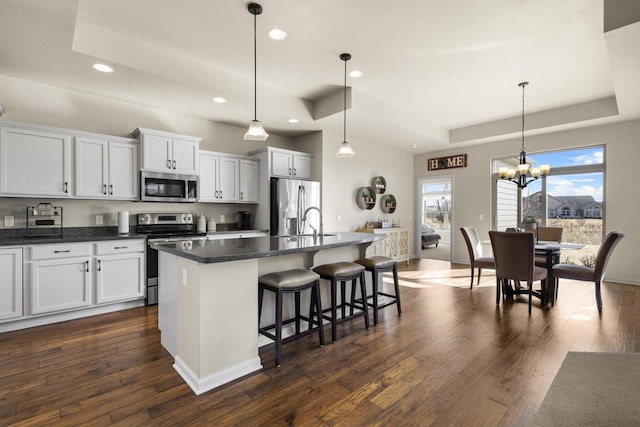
270;177;321;236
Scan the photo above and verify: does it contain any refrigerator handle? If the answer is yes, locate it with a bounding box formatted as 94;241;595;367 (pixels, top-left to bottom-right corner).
298;185;306;234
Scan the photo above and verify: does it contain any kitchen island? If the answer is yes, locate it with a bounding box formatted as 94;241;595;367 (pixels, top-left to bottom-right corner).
153;232;385;395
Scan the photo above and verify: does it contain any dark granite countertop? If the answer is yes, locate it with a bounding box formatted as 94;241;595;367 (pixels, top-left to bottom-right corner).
0;227;146;247
152;232;385;264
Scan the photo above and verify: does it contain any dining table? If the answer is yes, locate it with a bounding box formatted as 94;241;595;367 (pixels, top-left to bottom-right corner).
535;242;586;306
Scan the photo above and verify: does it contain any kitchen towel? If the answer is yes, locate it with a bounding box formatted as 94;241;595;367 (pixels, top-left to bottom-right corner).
118;211;129;234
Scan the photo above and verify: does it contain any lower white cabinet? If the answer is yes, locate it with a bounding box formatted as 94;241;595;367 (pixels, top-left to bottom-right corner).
30;251;92;315
357;227;411;263
95;240;145;303
0;248;23;320
25;239;145;317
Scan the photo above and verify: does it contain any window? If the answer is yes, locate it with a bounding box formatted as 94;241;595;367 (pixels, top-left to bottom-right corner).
493;146;605;265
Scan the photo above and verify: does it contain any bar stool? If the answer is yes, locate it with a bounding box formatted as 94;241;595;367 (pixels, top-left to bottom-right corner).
258;269;324;367
354;256;402;325
312;262;369;342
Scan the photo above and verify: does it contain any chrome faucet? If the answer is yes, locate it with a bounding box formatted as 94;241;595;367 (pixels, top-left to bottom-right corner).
302;206;323;237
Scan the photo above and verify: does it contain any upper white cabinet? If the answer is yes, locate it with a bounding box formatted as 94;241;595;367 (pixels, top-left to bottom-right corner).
134;127;200;175
199;151;258;204
270;149;312;179
239;159;259;203
0;123;71;197
0;248;23;321
75;136;138;200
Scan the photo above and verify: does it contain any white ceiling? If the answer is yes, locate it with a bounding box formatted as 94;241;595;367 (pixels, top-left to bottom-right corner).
0;0;638;153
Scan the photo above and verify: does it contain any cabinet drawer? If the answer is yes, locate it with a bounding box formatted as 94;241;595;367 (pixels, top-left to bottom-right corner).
95;239;145;255
30;243;92;260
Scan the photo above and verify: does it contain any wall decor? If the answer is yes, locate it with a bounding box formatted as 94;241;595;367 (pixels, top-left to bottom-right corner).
428;154;467;171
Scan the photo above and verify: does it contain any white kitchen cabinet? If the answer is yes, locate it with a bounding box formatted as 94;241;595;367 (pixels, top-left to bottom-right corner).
75;136;138;200
95;240;145;304
0;248;23;321
239;159;259;203
0;123;71;197
29;243;92;315
134;127;200;175
270;149;312;179
199;151;239;203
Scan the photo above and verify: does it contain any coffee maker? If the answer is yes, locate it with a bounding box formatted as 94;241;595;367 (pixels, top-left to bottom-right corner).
236;211;251;230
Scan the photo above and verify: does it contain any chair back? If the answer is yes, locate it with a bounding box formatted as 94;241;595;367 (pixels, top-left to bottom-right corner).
489;231;535;282
461;227;482;262
537;226;563;243
594;231;625;281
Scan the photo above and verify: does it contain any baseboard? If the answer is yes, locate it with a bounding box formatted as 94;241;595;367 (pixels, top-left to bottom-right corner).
174;356;263;396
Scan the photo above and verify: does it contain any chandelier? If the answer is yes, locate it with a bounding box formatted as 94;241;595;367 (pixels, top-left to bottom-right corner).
498;82;550;188
243;3;269;141
336;53;355;158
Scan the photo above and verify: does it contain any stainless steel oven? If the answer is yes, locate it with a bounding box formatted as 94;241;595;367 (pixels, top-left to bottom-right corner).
136;213;205;305
140;171;198;203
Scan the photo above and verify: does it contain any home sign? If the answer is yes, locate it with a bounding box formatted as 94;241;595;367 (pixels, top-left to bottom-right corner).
428;154;467;171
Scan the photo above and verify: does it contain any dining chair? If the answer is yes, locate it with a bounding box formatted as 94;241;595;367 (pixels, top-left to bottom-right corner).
489;230;548;314
535;226;563;268
552;231;625;313
460;227;495;289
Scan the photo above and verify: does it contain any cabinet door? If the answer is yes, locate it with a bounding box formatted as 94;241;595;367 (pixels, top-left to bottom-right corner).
75;136;108;198
0;248;22;321
218;156;239;202
270;151;292;177
109;141;138;199
95;253;144;303
292;154;312;179
172;138;199;174
31;258;91;314
0;126;71;197
199;152;219;202
141;133;172;172
239;159;258;203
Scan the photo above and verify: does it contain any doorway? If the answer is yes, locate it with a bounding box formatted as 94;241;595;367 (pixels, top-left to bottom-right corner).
418;176;453;261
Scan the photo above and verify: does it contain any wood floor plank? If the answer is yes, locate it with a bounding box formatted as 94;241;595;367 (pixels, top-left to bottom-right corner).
0;258;638;426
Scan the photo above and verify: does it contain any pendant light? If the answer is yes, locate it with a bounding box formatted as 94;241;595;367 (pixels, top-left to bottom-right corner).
498;81;550;188
244;3;269;141
336;53;355;157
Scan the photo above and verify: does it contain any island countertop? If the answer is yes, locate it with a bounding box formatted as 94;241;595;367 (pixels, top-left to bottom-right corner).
152;231;385;264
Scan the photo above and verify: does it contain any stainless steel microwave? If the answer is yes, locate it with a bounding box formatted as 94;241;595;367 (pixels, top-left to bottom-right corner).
140;171;198;202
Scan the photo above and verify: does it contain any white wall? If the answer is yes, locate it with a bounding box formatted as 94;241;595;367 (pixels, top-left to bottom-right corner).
0;74;298;229
414;119;640;284
320;130;415;254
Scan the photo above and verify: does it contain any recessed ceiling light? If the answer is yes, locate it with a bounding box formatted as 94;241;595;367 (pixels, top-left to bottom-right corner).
92;63;114;73
288;118;299;123
269;29;287;40
349;70;363;78
410;144;418;148
212;97;227;103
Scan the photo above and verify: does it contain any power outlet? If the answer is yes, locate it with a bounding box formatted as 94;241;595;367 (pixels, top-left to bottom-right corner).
95;215;104;225
336;214;342;222
4;215;14;227
220;214;225;223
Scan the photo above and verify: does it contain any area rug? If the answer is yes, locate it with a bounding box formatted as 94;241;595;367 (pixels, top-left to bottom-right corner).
533;352;640;426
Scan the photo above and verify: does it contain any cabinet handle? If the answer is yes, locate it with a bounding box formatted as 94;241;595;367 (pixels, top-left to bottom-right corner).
240;192;243;200
85;261;89;272
109;184;113;195
215;190;219;198
97;260;102;271
167;159;172;169
54;250;71;253
103;184;107;194
64;182;68;193
219;191;223;199
288;167;292;176
293;168;297;176
173;160;176;169
114;246;128;250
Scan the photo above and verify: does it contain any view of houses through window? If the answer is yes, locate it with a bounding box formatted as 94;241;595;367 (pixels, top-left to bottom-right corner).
494;146;604;266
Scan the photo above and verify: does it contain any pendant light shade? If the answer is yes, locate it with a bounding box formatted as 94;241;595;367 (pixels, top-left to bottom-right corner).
244;3;269;141
336;53;354;158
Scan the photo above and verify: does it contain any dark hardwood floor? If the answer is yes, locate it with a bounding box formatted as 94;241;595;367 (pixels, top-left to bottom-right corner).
1;259;638;426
